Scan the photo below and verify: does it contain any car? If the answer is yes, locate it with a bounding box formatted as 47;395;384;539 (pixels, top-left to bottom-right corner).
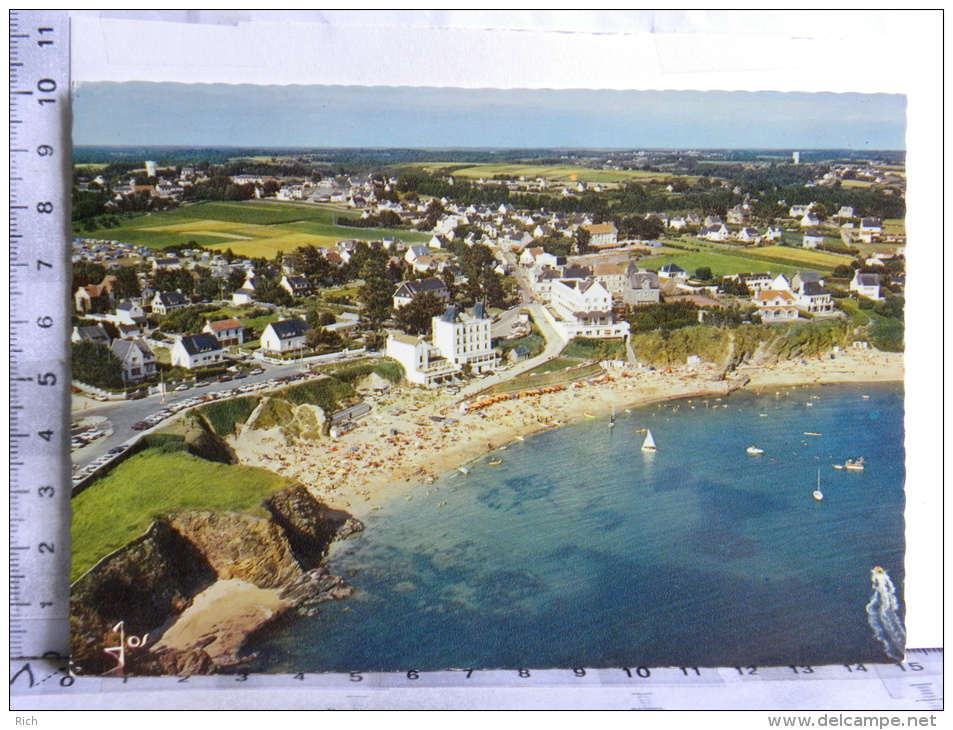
249;368;265;375
131;421;150;430
174;384;190;392
218;375;233;383
231;372;248;380
194;380;211;388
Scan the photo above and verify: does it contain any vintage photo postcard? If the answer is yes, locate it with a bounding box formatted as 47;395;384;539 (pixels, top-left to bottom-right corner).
66;81;911;677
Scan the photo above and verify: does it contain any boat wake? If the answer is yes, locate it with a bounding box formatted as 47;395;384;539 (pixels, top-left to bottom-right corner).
865;567;906;661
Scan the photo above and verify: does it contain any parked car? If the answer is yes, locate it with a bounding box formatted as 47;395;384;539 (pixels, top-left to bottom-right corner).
131;421;150;430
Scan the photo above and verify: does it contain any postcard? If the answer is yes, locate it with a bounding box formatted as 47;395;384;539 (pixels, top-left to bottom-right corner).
3;13;937;715
65;75;915;678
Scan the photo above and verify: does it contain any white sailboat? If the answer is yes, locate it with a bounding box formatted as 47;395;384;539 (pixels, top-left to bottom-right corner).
641;429;657;453
813;469;824;501
609;405;616;428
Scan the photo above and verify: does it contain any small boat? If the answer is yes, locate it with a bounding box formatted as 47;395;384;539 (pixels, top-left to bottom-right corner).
636;428;647;434
813;469;824;501
584;413;596;419
488;460;502;466
641;430;657;453
833;464;844;470
458;466;470;476
806;402;814;407
746;446;764;455
804;432;822;437
609;406;616;428
862;395;870;400
844;457;866;471
514;435;525;442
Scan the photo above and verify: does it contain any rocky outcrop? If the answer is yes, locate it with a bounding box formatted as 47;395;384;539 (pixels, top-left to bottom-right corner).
70;485;362;677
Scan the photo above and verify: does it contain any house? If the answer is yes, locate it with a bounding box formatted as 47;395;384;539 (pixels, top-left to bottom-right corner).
753;290;799;323
71;324;111;346
110;339;157;384
796;282;835;316
658;263;689;281
850;272;883;301
117;323;143;340
114;300;145;326
385;332;458;387
580;222;618;248
279;274;311;298
735;273;774;293
764;227;784;242
392;278;451;309
519;247;545;267
260;318;309;354
151;256;181;270
404;246;431;265
834;206;855;220
791;271;825;292
736;227;762;244
726;205;749;225
203;318;245;347
802;233;825;249
622;265;661;306
431;303;499;373
232;288;256;306
549;278;630;341
151;291;188;315
799;212;822;228
171;333;225;369
74;277;117;313
858;217;884;243
700;224;731;242
592;262;628;296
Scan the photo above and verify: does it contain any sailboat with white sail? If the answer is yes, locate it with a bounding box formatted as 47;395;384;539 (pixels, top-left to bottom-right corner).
813;469;824;501
641;429;656;452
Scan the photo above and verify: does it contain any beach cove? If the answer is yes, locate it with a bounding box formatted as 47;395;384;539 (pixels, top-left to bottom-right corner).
243;373;906;672
230;349;903;520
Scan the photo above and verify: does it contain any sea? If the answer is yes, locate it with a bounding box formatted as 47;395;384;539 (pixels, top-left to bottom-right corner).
247;381;906;672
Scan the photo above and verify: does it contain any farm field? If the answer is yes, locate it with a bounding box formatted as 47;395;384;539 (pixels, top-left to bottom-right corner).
408;162;690;185
81;200;430;257
743;245;854;269
644;249;801;277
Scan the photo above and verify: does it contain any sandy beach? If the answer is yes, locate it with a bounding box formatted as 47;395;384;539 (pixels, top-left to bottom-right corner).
229;349;903;519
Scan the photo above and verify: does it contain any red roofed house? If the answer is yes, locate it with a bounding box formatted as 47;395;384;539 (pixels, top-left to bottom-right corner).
203;318;245;347
753;290;799;323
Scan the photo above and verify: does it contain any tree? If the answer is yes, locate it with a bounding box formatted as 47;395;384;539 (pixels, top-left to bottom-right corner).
72;262;107;292
307;309;337;328
574;227;592;255
253;279;294;307
358;257;395;332
111;266;142;300
393;292;445;336
694;266;713;282
72;341;123;390
305;326;344;352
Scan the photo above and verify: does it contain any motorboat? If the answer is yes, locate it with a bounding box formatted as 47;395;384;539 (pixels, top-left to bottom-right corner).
844;457;866;471
746;446;764;455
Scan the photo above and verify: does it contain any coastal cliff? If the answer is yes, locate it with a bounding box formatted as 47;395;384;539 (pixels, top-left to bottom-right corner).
70;484;361;676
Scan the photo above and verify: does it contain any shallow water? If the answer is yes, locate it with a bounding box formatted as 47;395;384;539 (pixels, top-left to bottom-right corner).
248;382;905;672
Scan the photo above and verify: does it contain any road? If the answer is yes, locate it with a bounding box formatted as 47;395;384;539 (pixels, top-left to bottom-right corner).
70;351;371;471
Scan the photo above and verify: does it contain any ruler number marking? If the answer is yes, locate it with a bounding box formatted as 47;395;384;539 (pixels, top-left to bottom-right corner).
38;542;55;554
38;486;55;497
38;27;54;47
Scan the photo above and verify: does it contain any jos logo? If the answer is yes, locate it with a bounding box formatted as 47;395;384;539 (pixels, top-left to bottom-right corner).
104;621;149;669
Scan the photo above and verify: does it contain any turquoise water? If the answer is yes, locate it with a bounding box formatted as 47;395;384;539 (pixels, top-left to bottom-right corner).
249;382;905;671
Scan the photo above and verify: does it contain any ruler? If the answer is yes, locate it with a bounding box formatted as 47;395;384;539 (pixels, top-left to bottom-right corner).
8;9;73;661
9;650;944;710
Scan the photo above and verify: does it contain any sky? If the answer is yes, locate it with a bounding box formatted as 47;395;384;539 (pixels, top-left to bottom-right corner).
72;83;906;150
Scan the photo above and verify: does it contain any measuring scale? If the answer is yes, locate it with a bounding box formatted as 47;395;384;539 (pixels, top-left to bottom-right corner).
7;10;943;710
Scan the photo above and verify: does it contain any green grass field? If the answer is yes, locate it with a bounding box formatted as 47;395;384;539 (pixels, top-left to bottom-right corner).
645;250;801;277
406;162;688;185
80;200;430;256
70;448;294;582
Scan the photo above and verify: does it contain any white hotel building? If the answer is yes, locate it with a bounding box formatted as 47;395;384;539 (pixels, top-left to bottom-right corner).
548;278;630;341
432;303;499;373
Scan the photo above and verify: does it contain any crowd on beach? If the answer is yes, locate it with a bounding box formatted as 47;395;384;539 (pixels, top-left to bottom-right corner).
230;348;903;519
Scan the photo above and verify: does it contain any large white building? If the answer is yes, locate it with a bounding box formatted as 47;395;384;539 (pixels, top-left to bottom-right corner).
385;333;458;387
549;278;630;341
431;303;499;373
171;333;226;369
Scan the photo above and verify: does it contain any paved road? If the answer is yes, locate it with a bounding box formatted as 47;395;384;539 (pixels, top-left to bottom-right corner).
70;352;371;470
